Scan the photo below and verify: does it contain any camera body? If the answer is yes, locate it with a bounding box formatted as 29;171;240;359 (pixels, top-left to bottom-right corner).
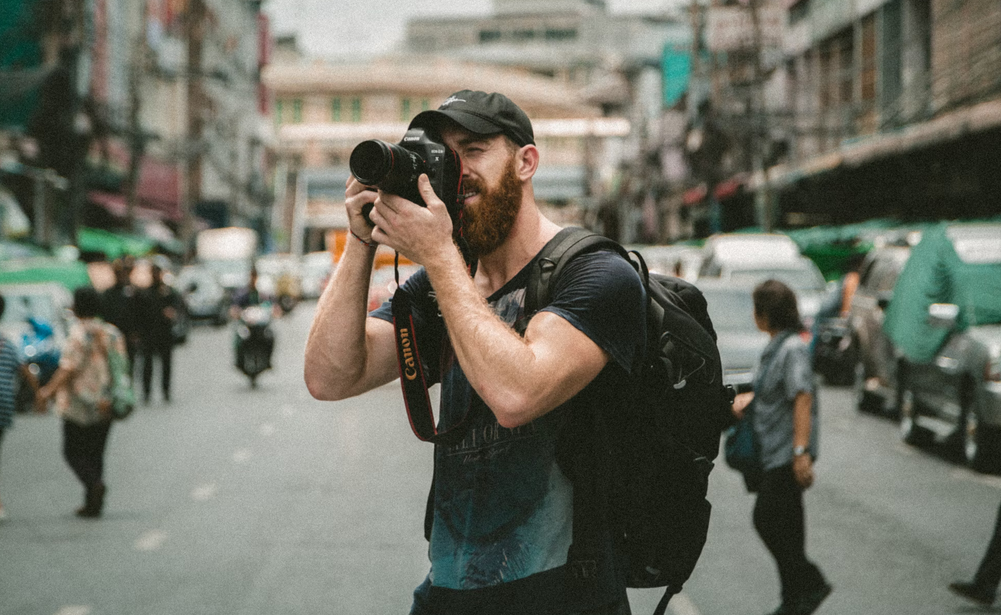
349;128;463;225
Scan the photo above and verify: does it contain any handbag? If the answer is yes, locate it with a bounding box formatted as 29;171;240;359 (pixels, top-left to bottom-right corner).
724;400;762;492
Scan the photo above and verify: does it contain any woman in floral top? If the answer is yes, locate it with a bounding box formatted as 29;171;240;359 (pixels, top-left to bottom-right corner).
38;286;126;518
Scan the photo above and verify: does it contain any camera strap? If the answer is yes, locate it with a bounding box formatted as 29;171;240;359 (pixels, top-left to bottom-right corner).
391;284;470;445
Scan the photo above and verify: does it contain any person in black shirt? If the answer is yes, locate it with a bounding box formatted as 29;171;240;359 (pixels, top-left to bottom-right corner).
100;257;139;370
137;263;182;404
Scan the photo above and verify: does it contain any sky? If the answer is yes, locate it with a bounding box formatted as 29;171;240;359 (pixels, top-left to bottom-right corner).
263;0;683;59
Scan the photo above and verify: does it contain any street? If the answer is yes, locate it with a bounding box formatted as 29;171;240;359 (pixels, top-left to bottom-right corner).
1;300;999;615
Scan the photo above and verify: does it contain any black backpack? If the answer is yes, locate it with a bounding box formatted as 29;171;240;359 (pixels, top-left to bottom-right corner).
523;227;734;615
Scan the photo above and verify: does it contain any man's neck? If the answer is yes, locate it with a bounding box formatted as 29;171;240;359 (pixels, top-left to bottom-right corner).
473;202;560;297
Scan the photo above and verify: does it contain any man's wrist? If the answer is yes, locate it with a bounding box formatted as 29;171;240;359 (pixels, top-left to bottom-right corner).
793;445;808;457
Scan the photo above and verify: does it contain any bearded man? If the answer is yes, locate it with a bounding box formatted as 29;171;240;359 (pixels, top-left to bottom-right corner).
304;91;646;615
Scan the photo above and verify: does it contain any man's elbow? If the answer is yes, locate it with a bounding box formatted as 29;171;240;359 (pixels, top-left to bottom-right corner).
489;392;542;429
303;366;348;401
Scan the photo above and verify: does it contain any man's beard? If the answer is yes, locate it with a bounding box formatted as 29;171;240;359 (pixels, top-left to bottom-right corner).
460;156;522;258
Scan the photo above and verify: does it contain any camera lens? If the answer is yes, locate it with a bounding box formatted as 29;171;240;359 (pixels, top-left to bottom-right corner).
350;139;423;191
349;140;393;185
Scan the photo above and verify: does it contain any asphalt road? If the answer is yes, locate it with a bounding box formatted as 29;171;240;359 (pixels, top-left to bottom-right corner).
1;300;999;615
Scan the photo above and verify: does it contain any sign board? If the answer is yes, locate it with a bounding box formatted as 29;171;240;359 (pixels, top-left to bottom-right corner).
707;6;786;51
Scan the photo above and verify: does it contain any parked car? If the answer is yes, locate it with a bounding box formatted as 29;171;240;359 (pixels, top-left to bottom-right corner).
634;244;702;281
699;279;770;391
176;265;229;326
885;223;1001;472
697;233;801;279
848;244;912;415
301;251;335;299
715;256;830;330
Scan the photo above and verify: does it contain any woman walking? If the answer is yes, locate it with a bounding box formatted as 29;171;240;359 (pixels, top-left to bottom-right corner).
732;279;832;615
38;287;125;518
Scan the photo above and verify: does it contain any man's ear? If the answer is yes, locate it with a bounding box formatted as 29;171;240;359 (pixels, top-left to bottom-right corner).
516;145;540;181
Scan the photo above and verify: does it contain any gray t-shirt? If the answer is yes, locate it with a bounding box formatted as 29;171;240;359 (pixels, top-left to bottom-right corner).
752;331;819;471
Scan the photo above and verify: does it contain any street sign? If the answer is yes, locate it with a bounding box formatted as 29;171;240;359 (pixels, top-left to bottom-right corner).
707;5;785;51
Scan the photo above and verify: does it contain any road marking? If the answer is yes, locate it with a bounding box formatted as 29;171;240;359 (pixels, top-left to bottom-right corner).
54;607;92;615
258;423;275;437
233;449;252;464
134;529;168;552
952;468;1001;489
190;483;218;501
671;592;701;615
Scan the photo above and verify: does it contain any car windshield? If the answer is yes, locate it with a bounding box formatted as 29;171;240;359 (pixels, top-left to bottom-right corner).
728;266;825;291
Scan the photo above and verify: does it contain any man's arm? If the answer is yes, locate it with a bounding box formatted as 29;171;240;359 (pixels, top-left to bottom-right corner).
370;176;610;428
425;243;609;428
303;179;400;401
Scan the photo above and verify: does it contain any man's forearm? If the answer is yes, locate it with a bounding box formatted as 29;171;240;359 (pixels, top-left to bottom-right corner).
421;244;592;427
303;239;379;400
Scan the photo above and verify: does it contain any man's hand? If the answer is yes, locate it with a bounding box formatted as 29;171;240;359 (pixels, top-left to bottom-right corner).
345;176;380;243
369;174;455;265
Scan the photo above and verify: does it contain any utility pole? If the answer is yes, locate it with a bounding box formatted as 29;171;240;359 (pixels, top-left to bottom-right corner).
125;0;149;229
183;0;206;258
748;0;773;232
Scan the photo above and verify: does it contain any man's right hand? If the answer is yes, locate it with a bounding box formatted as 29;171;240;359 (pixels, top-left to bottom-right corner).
345;177;379;243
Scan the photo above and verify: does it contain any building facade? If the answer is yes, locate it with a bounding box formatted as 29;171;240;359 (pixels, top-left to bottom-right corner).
263;44;628;254
699;0;1001;231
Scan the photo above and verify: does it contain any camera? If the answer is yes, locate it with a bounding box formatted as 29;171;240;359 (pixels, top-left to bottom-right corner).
349;128;462;225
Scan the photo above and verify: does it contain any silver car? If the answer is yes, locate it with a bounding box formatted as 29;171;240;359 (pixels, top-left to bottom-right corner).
699;280;770;391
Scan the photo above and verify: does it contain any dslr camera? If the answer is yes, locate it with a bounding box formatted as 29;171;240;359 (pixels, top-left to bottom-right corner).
349;128;462;225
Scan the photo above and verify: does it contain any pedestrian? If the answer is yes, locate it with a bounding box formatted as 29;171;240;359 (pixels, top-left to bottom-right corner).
949;498;1001;606
137;262;182;403
731;279;832;615
0;292;43;521
304;90;646;615
100;256;139;370
36;286;125;518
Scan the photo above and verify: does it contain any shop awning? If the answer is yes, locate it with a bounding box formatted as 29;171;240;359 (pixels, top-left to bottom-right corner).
77;227;156;259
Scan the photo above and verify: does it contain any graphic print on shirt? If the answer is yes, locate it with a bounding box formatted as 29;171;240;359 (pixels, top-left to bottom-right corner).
430;282;574;590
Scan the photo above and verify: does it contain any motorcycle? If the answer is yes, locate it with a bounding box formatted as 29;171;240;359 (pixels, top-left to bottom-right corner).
234;304;274;388
15;317;61;413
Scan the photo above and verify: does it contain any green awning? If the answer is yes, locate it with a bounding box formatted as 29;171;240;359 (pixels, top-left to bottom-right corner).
0;257;91;290
77;226;156;259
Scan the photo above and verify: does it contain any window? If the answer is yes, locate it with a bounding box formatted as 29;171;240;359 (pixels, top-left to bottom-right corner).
275;99;284;126
401;98;411;122
351;98;362;122
545;28;577;41
331;98;342;122
479;30;501;43
421;99;431;112
292;98;303;123
513;29;536;41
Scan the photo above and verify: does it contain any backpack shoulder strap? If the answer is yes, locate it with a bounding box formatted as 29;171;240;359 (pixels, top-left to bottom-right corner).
524;227;631;315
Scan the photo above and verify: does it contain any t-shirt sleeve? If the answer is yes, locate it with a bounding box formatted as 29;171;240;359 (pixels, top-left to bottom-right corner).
782;337;814;400
539;250;646;373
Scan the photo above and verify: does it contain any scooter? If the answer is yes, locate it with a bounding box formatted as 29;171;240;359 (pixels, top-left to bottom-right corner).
234;304;274;388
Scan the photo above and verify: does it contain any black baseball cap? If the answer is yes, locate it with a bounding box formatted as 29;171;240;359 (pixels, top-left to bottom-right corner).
409;90;535;147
